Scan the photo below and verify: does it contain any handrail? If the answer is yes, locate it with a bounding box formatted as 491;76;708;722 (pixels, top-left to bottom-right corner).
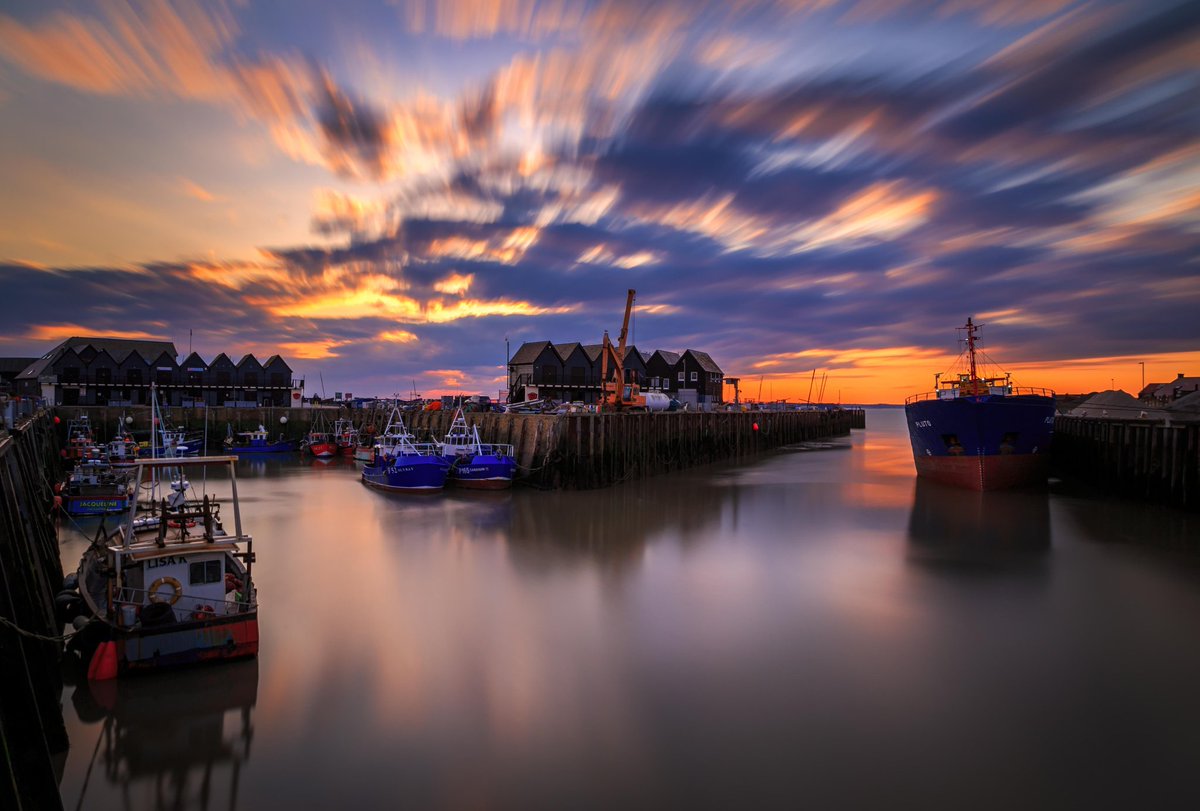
905;386;1056;404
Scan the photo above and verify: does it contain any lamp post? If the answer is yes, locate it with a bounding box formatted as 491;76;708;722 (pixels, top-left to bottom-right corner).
505;336;510;403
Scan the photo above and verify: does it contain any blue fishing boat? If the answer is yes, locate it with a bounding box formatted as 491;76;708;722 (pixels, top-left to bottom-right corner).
225;425;298;454
439;408;517;490
904;318;1055;490
361;406;450;493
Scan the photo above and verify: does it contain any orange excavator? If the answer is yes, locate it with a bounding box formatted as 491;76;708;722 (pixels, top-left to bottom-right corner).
598;289;646;412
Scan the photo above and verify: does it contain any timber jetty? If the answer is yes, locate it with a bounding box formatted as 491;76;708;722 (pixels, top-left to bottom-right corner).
402;408;864;489
1054;415;1199;510
0;403;67;810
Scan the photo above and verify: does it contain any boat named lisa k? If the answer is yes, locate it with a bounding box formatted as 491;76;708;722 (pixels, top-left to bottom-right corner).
360;406;450;493
904;318;1055;491
66;455;259;678
439;408;517;489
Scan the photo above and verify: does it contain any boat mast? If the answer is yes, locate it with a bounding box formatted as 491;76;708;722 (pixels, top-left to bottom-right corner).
963;317;980;382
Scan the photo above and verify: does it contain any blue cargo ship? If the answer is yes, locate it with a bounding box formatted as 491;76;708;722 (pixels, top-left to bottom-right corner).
904;319;1055;490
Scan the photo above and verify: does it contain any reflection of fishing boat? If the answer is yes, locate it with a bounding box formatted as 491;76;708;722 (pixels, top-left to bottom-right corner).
70;658;257;811
66;455;258;678
225;424;297;454
62;452;135;516
439;408;516;489
361;405;449;493
904;318;1055;490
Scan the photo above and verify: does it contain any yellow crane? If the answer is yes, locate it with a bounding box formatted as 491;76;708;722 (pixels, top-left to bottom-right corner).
598;289;646;412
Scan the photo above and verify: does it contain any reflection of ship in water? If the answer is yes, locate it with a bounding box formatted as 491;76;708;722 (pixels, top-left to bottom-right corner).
507;473;730;574
70;659;258;810
906;478;1050;572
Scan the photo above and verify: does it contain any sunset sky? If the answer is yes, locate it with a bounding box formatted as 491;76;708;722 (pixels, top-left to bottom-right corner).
1;0;1196;402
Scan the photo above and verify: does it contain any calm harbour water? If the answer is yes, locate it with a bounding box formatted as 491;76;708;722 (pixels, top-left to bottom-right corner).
56;409;1200;809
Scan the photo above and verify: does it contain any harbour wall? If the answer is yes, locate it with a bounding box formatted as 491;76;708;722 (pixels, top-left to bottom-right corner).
1053;416;1199;510
0;408;67;810
51;405;864;490
402;408;863;489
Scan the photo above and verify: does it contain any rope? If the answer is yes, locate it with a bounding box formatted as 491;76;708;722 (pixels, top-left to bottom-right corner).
0;613;74;643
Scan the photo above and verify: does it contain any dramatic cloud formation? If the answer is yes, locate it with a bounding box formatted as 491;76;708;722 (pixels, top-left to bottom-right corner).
0;0;1196;400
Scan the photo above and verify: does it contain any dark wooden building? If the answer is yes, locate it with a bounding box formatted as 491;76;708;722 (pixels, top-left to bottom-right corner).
508;341;723;407
13;336;303;407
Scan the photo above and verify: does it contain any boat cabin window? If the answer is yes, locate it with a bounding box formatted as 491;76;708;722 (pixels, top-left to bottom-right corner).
190;559;222;586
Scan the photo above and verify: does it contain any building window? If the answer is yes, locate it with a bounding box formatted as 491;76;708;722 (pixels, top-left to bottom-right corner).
189;560;222;585
61;367;80;384
126;368;143;385
677;371;684;382
156;367;172;385
95;367;112;384
244;372;258;388
690;371;698;382
216;371;231;386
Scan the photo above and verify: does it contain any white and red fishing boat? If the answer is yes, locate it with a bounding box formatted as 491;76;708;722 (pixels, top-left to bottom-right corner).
334;417;360;457
64;455;258;678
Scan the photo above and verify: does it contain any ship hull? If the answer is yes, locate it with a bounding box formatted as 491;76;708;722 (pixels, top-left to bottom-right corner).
361;454;450;492
447;455;516;490
905;394;1055;491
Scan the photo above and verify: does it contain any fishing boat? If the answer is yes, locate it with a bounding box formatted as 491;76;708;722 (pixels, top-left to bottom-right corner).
303;411;337;458
333;417;360;457
904;318;1055;490
225;424;298;454
439;408;517;489
65;455;258;678
139;388;201;457
106;415;141;466
360;405;450;492
64;414;98;460
61;451;135;516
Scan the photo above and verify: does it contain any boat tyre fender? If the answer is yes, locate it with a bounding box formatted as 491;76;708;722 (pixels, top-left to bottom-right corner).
148;576;182;604
168;519;197;528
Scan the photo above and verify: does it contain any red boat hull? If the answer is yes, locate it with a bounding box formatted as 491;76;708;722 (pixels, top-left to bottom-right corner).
118;615;259;674
913;453;1049;491
308;441;337;458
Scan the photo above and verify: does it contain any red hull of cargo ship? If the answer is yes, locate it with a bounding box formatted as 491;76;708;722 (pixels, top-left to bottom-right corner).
913;453;1048;491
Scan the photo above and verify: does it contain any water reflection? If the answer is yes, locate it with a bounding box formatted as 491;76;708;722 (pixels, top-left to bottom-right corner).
906;478;1050;572
69;661;257;810
506;474;729;575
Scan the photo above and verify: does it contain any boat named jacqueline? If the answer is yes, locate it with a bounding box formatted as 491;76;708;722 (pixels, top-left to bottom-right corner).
904;318;1055;491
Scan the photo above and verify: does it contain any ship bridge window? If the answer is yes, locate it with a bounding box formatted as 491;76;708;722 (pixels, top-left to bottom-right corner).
189;559;222;586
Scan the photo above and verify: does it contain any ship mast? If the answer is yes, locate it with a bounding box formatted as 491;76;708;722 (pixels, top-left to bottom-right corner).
963;317;980;382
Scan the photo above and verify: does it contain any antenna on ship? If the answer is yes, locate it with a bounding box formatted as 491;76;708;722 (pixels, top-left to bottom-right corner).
958;317;982;382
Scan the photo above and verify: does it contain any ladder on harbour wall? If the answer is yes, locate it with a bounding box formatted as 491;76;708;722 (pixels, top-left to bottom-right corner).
1053;417;1199;510
0;409;68;810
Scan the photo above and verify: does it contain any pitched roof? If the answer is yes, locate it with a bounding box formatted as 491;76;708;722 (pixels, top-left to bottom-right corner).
262;354;291;371
236;353;262;368
0;357;36;375
209;352;234;366
650;350;681;366
509;341;551;365
179;351;208;369
17;336;177;379
553;342;583;361
685;349;722;374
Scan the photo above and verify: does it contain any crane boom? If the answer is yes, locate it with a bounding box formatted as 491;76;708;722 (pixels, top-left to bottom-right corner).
599;288;645;412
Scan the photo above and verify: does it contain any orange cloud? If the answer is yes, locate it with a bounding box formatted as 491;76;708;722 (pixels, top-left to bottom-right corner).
180;177;216;202
26;323;169;342
277;339;350;359
433;272;474;295
378;329;419;344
